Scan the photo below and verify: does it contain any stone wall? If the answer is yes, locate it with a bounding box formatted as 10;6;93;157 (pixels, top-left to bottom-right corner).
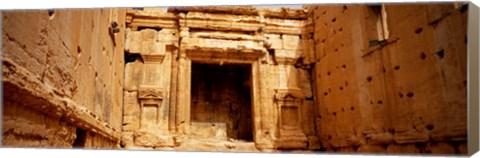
2;9;126;148
309;3;468;154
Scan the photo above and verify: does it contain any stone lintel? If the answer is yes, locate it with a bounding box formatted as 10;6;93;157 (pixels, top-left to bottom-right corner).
186;50;264;64
129;19;177;30
185;19;263;32
168;6;259;15
126;9;177;28
258;7;310;20
181;37;268;54
168;6;310;20
127;9;178;19
190;31;265;41
186;12;262;23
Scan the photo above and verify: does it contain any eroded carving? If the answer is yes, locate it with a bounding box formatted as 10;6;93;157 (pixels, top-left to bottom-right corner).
274;88;308;149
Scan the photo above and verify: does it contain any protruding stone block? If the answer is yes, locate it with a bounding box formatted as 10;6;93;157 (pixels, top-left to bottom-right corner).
134;131;175;147
393;130;430;144
367;132;393;145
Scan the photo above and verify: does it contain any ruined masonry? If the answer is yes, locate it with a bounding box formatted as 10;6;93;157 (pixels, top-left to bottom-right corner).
1;3;469;154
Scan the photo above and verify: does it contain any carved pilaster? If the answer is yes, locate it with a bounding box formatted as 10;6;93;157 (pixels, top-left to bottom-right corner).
135;85;175;147
274;88;308;149
138;86;164;130
272;46;308;149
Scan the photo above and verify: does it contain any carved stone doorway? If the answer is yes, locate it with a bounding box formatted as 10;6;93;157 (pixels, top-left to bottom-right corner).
190;62;253;141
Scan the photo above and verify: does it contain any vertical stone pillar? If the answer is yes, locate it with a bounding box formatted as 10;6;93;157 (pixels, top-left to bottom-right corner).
138;41;169;133
124;27;177;148
175;17;192;134
176;50;191;134
273;49;308;149
168;49;179;133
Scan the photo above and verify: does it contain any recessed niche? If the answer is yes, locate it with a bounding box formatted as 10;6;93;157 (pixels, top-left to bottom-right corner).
406;92;414;98
436;49;445;59
191;62;253;141
420;52;427;60
394;65;400;70
367;76;373;82
415;27;423;34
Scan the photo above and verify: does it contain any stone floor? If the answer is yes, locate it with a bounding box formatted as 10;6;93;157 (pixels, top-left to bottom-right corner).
150;138;259;152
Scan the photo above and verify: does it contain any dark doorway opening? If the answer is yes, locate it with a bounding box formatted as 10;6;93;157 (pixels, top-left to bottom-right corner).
72;128;87;148
190;62;253;141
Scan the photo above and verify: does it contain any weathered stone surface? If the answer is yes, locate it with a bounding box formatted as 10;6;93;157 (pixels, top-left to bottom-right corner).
336;147;356;153
183;37;267;53
2;101;76;147
298;69;313;98
366;132;393;145
306;136;321;150
2;9;126;148
122;116;140;132
124;60;144;91
357;145;386;153
185;12;263;32
169;6;311;20
309;3;466;155
190;31;263;41
120;132;134;148
126;9;177;29
169;6;259;15
258;7;310;19
134;131;174;147
394;130;430;144
425;142;456;154
2;11;48;77
189;122;228;140
386;144;421;154
457;142;467;154
328;134;366;148
125;29;174;56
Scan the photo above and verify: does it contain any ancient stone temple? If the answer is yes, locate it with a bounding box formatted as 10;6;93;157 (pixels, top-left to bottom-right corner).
121;7;317;151
1;3;472;155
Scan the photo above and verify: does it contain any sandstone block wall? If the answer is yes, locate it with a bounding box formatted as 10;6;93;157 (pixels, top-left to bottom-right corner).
309;3;468;154
2;9;126;148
